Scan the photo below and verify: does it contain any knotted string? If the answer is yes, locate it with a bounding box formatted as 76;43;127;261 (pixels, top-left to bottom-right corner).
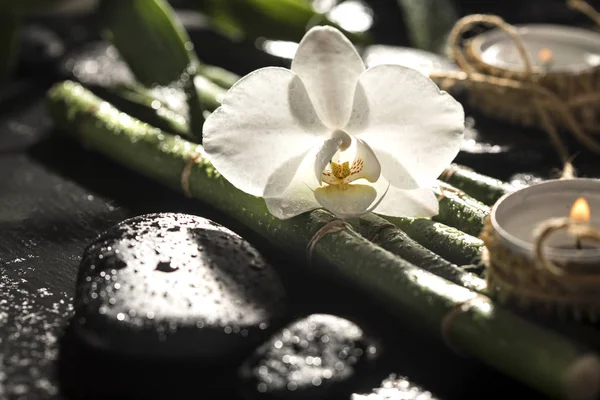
433;8;600;161
439;164;473;181
441;295;490;355
568;0;600;26
181;151;202;198
436;183;466;202
306;219;349;266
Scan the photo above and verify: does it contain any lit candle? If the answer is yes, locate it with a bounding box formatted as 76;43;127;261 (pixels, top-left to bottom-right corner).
470;24;600;73
571;197;591;249
491;178;600;263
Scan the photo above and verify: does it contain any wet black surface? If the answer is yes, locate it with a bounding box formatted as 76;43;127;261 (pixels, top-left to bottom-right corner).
1;2;600;399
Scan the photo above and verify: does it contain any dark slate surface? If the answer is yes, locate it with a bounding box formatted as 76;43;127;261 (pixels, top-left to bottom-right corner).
2;2;599;399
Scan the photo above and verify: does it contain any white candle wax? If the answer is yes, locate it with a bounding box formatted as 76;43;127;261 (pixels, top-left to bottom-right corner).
363;45;458;76
471;24;600;73
491;178;600;263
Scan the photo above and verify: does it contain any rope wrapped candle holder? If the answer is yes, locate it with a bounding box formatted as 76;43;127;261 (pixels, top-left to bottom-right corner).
429;2;600;161
481;178;600;321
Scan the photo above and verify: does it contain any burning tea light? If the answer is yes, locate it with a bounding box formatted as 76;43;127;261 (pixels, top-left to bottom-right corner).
470;24;600;73
491;179;600;264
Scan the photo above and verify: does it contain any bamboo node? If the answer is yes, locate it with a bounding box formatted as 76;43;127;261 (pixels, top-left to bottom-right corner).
439;164;468;181
436;184;466;202
306;219;349;266
441;294;489;355
363;220;398;243
181;151;202;198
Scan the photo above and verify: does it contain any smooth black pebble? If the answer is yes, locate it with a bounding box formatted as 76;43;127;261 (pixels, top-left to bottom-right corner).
352;374;438;400
238;314;380;400
71;212;287;360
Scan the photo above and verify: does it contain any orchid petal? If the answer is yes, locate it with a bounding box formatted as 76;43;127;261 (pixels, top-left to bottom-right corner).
345;64;464;188
292;26;366;129
370;181;439;218
314;184;377;219
203;67;328;197
264;142;326;220
346;138;380;183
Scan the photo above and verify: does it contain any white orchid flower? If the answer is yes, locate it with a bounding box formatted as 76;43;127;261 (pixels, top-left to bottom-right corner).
203;26;464;220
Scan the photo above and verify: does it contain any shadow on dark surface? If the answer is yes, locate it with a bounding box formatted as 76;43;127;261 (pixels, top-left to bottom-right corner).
58;325;241;399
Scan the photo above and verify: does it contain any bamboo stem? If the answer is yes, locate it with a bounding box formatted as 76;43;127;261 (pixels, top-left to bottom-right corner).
433;181;489;237
350;214;487;292
47;81;600;400
385;216;484;266
440;163;515;206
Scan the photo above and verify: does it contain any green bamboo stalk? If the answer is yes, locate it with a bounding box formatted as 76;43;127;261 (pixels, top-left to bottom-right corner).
89;85;190;137
88;75;225;139
433;181;489;237
440;163;515;206
99;0;197;87
385;217;483;266
47;80;600;400
0;13;20;80
349;214;486;293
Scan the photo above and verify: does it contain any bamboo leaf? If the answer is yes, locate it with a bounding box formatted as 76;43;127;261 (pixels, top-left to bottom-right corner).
99;0;207;139
99;0;197;87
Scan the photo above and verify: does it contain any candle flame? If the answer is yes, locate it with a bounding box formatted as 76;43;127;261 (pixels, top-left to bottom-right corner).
538;48;553;64
570;197;590;223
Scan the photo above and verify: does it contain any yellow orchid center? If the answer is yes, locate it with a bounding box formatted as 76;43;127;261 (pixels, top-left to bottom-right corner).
322;158;365;185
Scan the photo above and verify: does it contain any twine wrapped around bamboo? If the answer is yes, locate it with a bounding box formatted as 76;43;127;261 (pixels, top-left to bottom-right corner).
481;214;600;322
430;3;600;161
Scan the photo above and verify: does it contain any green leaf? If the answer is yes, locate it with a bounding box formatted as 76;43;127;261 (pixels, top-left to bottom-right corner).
99;0;197;87
0;14;20;80
99;0;206;139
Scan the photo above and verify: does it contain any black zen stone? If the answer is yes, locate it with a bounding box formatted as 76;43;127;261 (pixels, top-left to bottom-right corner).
238;314;380;400
352;374;439;400
71;213;287;361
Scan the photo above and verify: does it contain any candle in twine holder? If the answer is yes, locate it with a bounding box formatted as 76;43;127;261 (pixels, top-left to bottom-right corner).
481;178;600;321
429;1;600;161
